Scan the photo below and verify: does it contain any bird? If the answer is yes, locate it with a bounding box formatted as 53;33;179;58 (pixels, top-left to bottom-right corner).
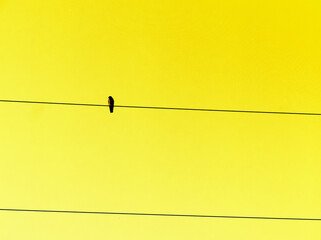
108;96;114;113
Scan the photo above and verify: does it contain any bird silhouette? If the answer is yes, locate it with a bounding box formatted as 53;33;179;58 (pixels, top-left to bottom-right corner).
108;96;114;113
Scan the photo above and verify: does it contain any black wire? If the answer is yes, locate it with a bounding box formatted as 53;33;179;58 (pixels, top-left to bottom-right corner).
1;99;321;116
0;99;107;107
116;105;321;116
0;208;320;221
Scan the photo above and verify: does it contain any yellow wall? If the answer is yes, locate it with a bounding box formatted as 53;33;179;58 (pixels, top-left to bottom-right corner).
0;1;320;239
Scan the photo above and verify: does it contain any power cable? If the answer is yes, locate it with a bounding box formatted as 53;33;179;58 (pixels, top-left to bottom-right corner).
0;208;320;221
1;99;321;116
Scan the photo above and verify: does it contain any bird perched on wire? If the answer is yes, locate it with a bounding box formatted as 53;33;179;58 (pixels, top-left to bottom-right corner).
108;96;114;113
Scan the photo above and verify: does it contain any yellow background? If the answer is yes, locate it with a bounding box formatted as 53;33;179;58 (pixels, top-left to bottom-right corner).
0;0;321;239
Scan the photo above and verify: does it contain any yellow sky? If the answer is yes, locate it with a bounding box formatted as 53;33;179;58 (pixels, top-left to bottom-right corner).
0;0;321;239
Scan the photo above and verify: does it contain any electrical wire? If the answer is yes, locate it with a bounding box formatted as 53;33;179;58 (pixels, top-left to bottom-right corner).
1;99;321;116
0;208;320;221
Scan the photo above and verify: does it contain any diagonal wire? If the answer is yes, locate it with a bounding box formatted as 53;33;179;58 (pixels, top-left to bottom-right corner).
0;208;321;221
1;99;321;116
